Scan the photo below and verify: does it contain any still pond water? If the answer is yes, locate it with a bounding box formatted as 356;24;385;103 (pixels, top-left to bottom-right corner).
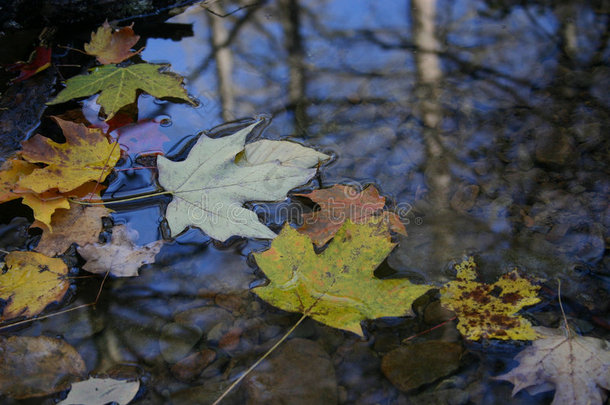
2;0;609;404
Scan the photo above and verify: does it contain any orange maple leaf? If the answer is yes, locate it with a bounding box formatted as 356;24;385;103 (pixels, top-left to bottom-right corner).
84;20;142;64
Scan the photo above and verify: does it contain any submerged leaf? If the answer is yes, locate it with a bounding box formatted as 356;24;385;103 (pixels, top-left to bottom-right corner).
0;251;69;321
0;336;86;399
440;257;541;340
495;327;610;405
47;63;194;120
253;218;432;336
157;122;329;241
295;184;406;246
59;377;140;405
78;224;164;277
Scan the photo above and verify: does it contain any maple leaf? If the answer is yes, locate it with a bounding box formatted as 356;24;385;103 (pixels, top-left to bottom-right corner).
34;203;110;256
440;256;541;340
59;377;140;405
0;336;86;399
0;251;69;321
253;218;432;336
47;63;195;120
84;20;142;64
0;158;104;231
78;224;164;277
17;117;120;193
6;46;52;82
495;326;610;405
295;184;406;246
157;122;329;241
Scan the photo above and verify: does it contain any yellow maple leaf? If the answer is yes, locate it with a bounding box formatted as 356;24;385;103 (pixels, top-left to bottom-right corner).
17;117;120;194
0;251;69;321
440;256;541;340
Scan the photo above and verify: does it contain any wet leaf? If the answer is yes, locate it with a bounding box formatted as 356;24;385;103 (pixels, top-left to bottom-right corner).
47;63;194;120
440;256;541;340
84;20;141;64
0;336;86;399
157;122;329;241
0;251;69;321
34;203;110;256
58;377;140;405
0;157;104;231
17;117;120;193
109;118;170;156
77;224;164;277
495;327;610;405
295;184;406;246
253;218;432;336
6;46;52;82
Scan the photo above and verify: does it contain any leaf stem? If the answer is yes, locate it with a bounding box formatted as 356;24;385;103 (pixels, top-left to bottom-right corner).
70;190;173;205
212;313;308;405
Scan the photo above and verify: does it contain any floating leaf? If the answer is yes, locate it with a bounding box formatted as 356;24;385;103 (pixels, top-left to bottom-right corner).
6;46;52;82
78;224;164;277
495;327;610;405
0;251;69;321
440;257;541;340
84;20;141;64
58;377;140;405
34;203;110;256
0;336;86;399
157;122;329;241
295;184;406;246
253;218;432;336
47;63;194;120
17;117;120;193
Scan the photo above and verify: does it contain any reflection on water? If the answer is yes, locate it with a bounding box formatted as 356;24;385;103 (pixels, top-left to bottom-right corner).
2;0;609;404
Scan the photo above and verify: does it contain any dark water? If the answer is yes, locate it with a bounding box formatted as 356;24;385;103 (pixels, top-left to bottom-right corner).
1;1;609;404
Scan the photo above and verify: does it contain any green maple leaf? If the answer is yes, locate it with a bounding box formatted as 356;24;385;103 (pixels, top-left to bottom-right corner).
157;122;329;241
47;63;194;119
253;218;432;336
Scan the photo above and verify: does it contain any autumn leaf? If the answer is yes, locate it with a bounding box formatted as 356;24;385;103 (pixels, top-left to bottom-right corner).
77;224;164;277
440;256;541;340
6;46;52;82
47;63;194;120
295;184;406;246
157;122;329;241
34;203;110;256
495;326;610;405
17;117;120;193
253;218;432;336
84;20;142;64
0;251;69;321
0;336;86;399
59;377;140;405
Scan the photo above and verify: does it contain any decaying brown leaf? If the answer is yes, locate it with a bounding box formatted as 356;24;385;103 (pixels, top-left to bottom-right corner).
0;335;86;399
34;203;110;256
77;224;164;277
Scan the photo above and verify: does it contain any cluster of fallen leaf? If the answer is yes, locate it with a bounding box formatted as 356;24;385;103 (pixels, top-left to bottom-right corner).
1;21;608;405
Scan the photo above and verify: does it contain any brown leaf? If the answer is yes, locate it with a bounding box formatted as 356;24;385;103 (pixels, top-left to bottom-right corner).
0;335;86;399
495;327;610;405
84;20;141;64
295;184;406;246
77;224;164;277
34;203;110;256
